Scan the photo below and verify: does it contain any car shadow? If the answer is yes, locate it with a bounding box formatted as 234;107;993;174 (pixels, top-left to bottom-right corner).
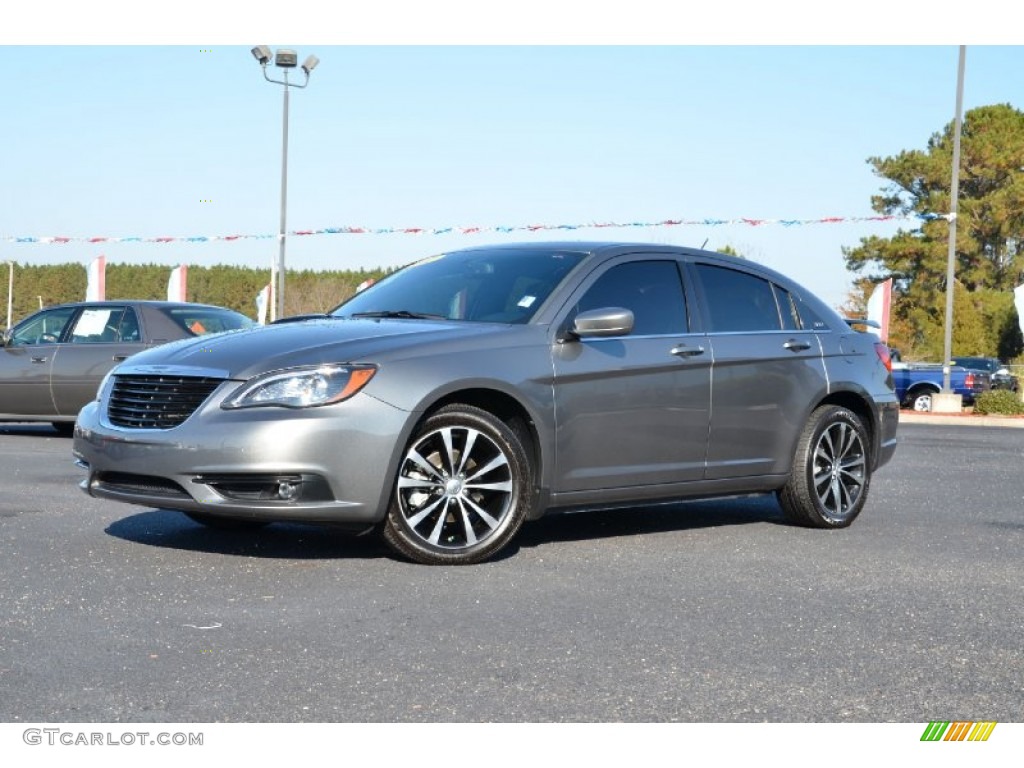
0;422;71;437
105;509;388;560
105;495;785;562
518;494;785;549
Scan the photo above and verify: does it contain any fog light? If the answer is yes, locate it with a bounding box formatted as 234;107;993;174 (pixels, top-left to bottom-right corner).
277;481;300;500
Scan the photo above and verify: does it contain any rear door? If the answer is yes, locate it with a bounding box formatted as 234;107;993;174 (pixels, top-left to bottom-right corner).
689;262;827;480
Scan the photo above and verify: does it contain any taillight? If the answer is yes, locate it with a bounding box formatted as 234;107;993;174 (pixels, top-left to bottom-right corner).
874;342;892;373
965;372;975;389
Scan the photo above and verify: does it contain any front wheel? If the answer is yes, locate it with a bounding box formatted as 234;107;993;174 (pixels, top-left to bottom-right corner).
778;405;871;528
382;404;534;565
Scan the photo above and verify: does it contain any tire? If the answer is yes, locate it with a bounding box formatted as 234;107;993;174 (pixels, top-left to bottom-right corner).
51;422;75;437
382;404;534;565
182;511;269;531
778;405;871;529
907;390;934;412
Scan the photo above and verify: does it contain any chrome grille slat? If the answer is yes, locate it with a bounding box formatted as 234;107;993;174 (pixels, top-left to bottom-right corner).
107;375;223;429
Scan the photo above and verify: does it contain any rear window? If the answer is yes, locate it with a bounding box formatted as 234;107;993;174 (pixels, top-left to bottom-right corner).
159;307;254;336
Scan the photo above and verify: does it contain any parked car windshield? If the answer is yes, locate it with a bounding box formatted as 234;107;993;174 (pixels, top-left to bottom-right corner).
160;307;254;335
331;248;586;324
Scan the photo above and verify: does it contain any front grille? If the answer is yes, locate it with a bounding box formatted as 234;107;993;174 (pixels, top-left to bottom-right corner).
107;374;224;429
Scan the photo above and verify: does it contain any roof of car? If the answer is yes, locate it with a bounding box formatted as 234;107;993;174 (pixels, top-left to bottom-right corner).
46;300;238;311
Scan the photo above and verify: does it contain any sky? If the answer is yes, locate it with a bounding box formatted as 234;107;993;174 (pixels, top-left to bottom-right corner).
2;3;1023;311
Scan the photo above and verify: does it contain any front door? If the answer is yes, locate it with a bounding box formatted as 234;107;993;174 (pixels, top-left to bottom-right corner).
0;306;78;418
551;258;711;492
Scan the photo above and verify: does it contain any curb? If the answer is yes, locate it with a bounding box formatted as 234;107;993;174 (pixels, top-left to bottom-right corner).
899;411;1024;428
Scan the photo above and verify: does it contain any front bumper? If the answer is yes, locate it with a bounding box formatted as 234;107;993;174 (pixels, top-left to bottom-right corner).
73;387;414;525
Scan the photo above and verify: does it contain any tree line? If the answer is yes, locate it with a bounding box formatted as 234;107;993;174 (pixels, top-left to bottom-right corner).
4;262;391;324
843;103;1024;363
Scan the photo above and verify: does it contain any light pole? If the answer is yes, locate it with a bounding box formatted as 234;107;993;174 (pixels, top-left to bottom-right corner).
251;46;319;321
941;45;966;398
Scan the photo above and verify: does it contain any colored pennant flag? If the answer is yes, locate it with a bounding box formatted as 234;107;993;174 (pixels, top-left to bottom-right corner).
85;255;106;301
866;278;892;343
167;264;188;302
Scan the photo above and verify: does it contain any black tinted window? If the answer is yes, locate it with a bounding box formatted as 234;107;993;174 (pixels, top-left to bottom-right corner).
695;264;782;332
575;261;687;336
773;285;802;331
118;308;141;342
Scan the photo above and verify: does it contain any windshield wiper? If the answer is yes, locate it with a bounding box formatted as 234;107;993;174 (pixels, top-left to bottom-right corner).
350;310;447;320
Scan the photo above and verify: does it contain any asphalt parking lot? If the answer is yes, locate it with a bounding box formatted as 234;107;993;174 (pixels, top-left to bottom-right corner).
0;420;1021;723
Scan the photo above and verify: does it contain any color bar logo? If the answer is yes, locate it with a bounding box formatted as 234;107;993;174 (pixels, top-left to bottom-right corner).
921;721;997;741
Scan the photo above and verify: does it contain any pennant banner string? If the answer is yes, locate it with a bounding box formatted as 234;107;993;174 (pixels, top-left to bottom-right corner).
2;212;943;246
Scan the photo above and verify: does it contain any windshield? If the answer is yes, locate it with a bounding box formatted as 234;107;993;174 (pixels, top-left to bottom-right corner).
331;248;586;324
160;307;255;335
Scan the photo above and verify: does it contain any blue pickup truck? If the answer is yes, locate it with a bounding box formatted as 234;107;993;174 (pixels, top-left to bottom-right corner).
891;362;991;411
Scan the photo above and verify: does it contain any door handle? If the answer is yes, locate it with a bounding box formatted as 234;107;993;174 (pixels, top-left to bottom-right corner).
671;345;705;358
31;356;48;364
783;339;812;352
113;355;129;361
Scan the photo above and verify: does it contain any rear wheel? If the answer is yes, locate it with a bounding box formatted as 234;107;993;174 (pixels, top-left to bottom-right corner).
382;404;533;565
778;405;871;528
906;390;935;412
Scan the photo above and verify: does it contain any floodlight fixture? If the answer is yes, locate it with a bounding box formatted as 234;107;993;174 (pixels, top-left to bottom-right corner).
275;49;298;68
302;55;320;76
251;45;272;65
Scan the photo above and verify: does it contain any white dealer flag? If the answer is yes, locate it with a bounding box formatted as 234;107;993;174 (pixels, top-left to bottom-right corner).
85;255;106;301
167;264;188;302
256;283;272;325
866;278;892;343
1015;284;1024;340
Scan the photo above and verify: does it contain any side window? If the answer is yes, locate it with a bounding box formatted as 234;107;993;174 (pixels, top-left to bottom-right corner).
772;284;802;331
574;261;688;336
794;296;828;331
9;306;78;345
117;308;141;342
69;307;128;343
694;264;782;333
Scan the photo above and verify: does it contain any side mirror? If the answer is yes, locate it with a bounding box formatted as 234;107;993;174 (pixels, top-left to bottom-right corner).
570;307;635;339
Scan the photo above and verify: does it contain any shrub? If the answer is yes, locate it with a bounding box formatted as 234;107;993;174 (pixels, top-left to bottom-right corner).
972;389;1024;416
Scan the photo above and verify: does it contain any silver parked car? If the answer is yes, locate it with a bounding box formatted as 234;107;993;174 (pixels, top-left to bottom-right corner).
2;301;254;433
73;243;899;564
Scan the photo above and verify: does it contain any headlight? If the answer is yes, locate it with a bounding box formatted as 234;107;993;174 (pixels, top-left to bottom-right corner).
222;364;377;409
95;368;118;401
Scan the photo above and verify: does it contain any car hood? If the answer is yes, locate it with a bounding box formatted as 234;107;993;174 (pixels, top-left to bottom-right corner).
116;317;532;380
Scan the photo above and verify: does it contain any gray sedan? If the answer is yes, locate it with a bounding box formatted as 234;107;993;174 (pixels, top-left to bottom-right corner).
73;243;899;564
2;300;253;433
